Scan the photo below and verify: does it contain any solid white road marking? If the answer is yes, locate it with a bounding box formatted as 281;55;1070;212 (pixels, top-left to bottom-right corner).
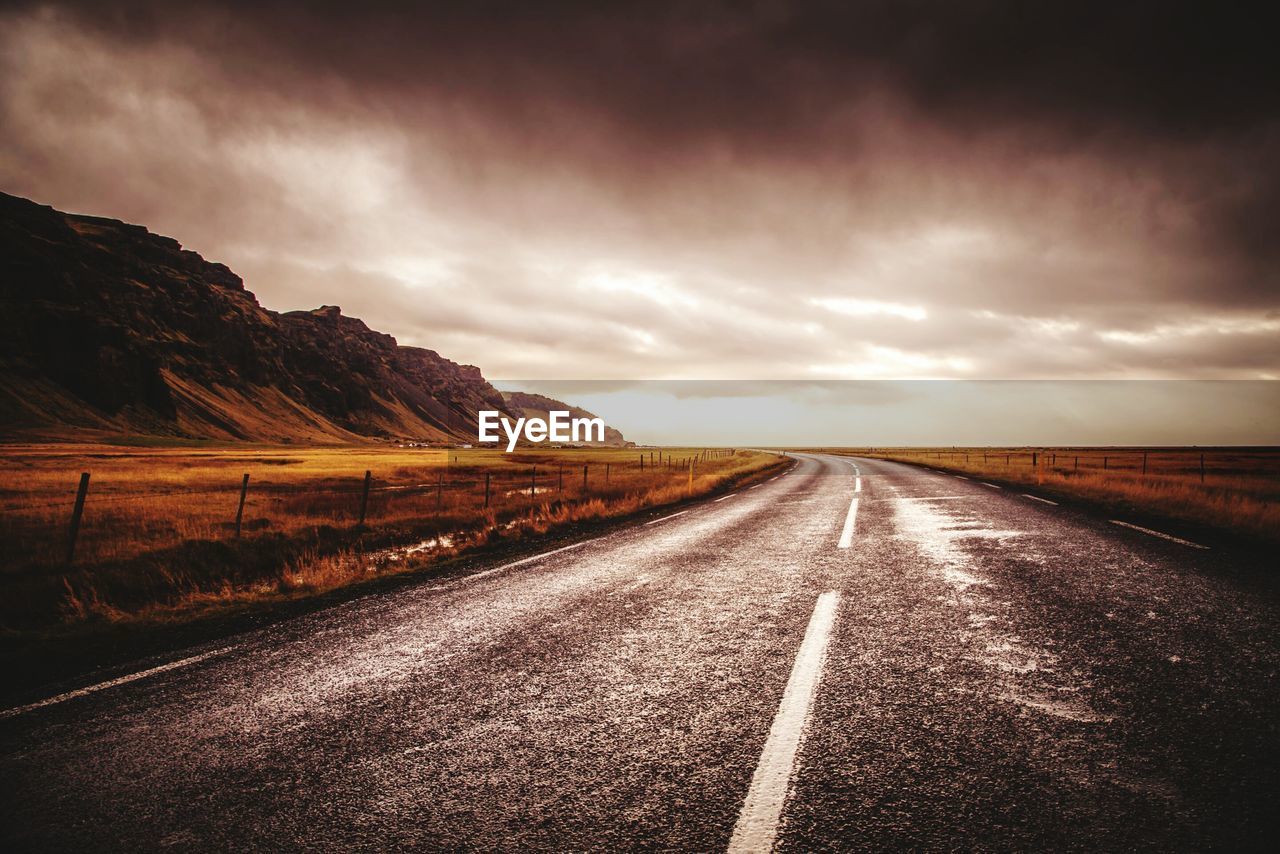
1110;520;1208;550
715;494;738;503
837;496;860;548
980;482;1002;489
729;591;841;854
749;484;762;490
1022;494;1058;505
954;475;969;480
645;510;688;526
459;538;599;584
0;646;235;720
854;477;862;493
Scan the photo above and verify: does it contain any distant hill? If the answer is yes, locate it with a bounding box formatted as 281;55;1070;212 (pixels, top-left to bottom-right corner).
0;192;516;443
501;391;630;447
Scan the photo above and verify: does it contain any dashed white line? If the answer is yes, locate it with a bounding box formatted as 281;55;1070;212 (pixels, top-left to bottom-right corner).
749;484;762;490
645;510;688;525
980;482;1002;489
729;591;841;854
954;475;969;480
1022;494;1058;505
837;496;860;548
714;494;737;503
0;646;235;720
854;477;862;493
1110;520;1208;550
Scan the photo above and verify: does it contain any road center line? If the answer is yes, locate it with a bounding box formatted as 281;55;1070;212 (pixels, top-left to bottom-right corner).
729;590;841;854
645;510;688;525
837;495;860;548
1110;520;1208;550
714;494;737;503
980;482;1002;489
0;646;236;720
854;477;862;493
1022;494;1058;505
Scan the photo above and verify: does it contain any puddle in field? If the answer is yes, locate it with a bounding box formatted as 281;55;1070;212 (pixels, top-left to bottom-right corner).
890;486;1108;725
375;534;456;564
504;486;555;497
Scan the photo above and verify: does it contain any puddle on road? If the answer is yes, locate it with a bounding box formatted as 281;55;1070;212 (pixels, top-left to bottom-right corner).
890;485;1108;726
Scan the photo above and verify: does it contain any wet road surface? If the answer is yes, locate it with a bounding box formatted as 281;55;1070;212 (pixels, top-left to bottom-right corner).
3;454;1278;850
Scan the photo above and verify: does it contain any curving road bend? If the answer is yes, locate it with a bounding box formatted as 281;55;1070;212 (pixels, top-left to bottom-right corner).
2;454;1278;850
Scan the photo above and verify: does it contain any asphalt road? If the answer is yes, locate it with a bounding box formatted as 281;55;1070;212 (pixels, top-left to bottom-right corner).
3;454;1278;851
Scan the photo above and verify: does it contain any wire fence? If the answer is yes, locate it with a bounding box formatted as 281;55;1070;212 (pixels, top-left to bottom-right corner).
857;447;1280;483
0;448;745;568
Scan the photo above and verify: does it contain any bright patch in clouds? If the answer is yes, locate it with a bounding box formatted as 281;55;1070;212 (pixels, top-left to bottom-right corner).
810;345;974;379
1099;316;1280;345
809;297;928;321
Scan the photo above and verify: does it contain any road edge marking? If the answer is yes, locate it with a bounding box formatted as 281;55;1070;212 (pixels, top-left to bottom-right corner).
980;482;1002;489
645;510;688;526
729;591;841;854
0;646;235;720
458;538;599;584
1110;520;1208;550
1021;494;1058;505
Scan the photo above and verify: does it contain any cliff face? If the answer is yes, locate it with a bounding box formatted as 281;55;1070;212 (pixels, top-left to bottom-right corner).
500;391;630;447
0;192;511;443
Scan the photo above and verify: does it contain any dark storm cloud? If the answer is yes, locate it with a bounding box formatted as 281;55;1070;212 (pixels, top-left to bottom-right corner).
30;0;1278;286
31;0;1280;136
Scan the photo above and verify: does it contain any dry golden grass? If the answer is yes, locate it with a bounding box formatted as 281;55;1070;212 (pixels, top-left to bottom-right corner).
0;444;783;630
808;447;1280;543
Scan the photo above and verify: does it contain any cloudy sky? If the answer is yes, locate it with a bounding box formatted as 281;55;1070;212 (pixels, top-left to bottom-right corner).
2;0;1278;384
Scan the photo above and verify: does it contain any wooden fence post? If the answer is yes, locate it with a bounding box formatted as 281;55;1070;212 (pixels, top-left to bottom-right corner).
234;473;250;537
357;470;372;527
1142;451;1148;476
1103;456;1108;471
65;472;90;565
605;462;610;483
437;470;444;508
530;466;537;498
583;464;588;491
1200;453;1205;483
484;472;490;508
558;464;564;493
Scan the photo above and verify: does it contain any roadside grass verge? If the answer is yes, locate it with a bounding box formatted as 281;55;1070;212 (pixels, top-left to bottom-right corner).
0;445;784;634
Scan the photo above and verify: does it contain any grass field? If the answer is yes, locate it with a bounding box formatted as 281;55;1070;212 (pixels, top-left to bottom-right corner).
807;447;1280;545
0;444;785;632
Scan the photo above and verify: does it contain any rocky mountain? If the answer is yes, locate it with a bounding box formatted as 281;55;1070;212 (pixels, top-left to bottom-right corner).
501;391;630;447
0;192;514;443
